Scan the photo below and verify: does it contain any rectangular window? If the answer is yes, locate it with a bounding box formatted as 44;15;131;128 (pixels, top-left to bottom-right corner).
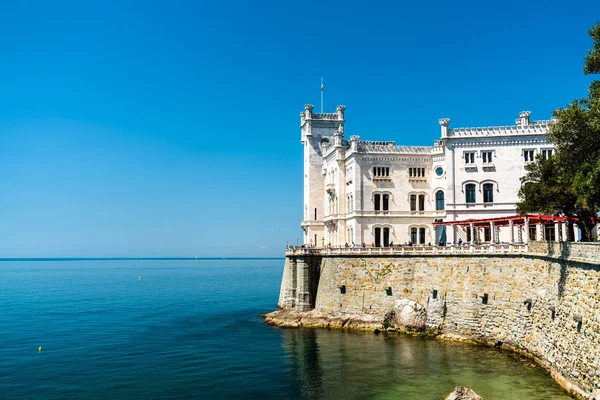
374;194;381;211
419;227;426;244
418;195;425;211
464;152;475;164
524;150;535;162
529;225;537;241
465;184;476;203
482;151;493;164
373;167;390;177
483;183;494;203
410;195;417;211
411;228;417;244
408;167;426;179
466;227;472;243
382;194;389;211
314;208;317;220
542;149;553;160
484;227;491;242
545;225;556;241
375;227;381;247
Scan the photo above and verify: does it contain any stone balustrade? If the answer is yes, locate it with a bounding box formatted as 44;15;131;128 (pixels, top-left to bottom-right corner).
310;113;339;120
285;243;528;257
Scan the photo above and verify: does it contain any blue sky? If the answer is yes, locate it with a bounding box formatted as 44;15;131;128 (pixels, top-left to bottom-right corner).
0;0;598;257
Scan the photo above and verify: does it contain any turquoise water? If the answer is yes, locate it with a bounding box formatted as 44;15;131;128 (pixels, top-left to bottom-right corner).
0;260;571;399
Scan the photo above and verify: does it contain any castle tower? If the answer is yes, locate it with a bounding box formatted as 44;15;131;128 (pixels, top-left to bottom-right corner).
300;104;345;246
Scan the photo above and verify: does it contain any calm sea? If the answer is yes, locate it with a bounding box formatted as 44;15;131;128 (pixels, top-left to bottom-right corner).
0;259;571;399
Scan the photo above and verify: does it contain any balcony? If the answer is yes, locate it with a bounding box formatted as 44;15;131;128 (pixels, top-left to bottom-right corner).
300;220;324;227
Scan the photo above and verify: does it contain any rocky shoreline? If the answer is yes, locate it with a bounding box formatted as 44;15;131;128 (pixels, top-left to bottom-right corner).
263;309;384;330
263;309;471;339
264;298;447;334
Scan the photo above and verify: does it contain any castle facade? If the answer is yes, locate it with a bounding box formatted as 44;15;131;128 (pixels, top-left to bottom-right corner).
300;104;554;247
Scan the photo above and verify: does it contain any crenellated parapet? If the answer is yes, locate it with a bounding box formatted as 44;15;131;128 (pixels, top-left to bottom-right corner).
357;140;440;154
311;113;341;120
450;121;550;137
301;104;345;122
443;111;551;138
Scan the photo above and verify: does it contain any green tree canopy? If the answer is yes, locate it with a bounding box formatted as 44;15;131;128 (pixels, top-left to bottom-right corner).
518;22;600;241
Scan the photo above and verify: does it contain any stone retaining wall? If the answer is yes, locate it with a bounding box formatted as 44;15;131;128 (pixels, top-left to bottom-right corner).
275;242;600;399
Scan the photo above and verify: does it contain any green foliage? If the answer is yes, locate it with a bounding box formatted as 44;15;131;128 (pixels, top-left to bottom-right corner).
517;157;577;216
584;23;600;74
518;22;600;241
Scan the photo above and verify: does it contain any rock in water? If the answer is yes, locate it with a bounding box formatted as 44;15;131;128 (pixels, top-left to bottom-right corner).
444;386;483;400
385;299;427;330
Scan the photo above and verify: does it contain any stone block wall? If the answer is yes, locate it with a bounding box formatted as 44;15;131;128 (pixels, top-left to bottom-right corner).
277;244;600;398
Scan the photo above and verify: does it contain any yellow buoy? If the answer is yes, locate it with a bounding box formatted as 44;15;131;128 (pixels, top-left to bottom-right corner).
38;346;42;352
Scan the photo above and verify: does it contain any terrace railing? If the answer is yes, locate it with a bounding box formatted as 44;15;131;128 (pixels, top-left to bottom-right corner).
285;243;528;257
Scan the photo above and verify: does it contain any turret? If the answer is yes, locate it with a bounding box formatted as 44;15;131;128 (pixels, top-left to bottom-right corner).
336;105;346;120
439;118;451;138
300;104;346;246
334;124;344;147
350;135;360;152
516;111;531;126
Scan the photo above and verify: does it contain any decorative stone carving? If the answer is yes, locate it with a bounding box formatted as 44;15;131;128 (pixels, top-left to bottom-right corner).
304;104;314;111
439;118;451;126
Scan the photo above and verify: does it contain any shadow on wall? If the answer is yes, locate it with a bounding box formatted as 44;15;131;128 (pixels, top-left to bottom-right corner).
543;241;600;299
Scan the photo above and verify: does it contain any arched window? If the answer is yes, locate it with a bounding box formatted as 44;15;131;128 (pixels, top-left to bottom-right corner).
374;194;381;211
465;184;476;203
483;183;494;203
436;191;445;210
410;227;427;244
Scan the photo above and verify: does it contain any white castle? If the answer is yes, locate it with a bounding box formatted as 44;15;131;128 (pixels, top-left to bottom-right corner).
300;104;555;247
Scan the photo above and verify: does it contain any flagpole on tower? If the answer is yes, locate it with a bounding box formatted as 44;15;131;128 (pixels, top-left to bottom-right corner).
320;77;324;113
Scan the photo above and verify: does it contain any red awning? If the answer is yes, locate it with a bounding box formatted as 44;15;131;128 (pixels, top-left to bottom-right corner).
432;214;575;227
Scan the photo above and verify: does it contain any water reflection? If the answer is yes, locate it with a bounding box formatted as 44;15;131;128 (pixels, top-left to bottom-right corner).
282;329;571;400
